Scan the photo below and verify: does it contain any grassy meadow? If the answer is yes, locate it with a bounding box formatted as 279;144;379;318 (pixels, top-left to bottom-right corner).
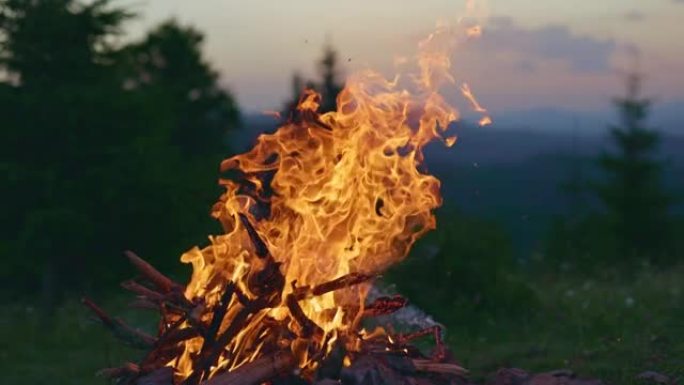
2;264;682;385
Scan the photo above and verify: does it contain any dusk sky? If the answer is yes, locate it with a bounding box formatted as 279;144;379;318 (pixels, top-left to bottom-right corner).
123;0;684;115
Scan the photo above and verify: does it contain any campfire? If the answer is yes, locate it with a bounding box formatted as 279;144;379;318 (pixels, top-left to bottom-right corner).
84;16;493;385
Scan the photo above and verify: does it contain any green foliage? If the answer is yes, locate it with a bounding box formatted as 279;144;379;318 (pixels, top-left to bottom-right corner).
0;1;240;302
0;0;131;87
121;20;240;156
387;210;537;330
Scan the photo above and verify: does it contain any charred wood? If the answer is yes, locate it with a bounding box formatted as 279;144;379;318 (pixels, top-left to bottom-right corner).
200;351;296;385
363;295;408;317
238;213;270;259
286;293;324;339
82;297;156;349
124;251;181;294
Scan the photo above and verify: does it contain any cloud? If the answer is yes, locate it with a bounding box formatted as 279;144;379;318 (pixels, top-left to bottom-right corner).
477;17;617;73
674;0;684;4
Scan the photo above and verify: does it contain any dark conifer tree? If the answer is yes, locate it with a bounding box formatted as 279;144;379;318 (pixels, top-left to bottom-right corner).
317;44;343;113
596;73;673;262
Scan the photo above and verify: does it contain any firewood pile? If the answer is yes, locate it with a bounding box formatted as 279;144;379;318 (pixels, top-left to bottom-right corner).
83;242;613;385
83;261;612;385
83;215;468;385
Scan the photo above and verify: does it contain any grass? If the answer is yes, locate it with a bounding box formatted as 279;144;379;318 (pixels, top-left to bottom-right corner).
0;298;152;385
447;264;684;384
1;265;682;385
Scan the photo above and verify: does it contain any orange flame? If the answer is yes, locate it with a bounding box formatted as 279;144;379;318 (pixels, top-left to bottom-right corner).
168;11;490;383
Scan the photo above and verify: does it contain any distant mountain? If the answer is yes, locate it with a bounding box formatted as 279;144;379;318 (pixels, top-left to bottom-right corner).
488;102;683;135
490;107;607;133
424;122;683;254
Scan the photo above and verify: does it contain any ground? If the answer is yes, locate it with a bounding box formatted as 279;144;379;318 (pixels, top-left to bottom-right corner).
449;264;684;384
1;265;682;385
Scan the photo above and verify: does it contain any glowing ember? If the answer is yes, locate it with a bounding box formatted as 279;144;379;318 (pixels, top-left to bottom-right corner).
163;12;491;384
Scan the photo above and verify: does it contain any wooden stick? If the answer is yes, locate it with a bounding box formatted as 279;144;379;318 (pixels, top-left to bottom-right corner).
200;351;296;385
286;294;323;338
311;272;372;296
247;257;284;296
157;326;199;346
206;283;235;340
128;298;161;311
411;359;468;376
363;295;408;317
124;251;181;293
82;297;156;349
135;366;174;385
238;213;269;258
399;325;445;361
122;280;166;302
233;285;251;306
193;282;236;382
294;272;373;300
186;296;268;385
239;213;285;296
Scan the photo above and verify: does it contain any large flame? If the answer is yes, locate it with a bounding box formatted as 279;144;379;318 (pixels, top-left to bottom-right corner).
168;13;490;383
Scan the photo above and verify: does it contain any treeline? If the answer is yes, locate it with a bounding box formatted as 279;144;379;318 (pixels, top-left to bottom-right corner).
1;0;240;305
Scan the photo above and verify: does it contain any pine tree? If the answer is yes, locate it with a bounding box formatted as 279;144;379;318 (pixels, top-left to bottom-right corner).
281;44;343;116
317;44;343;113
596;74;673;263
121;20;240;156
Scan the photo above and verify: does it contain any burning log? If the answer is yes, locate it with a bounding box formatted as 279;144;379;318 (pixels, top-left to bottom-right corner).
185;283;236;384
200;351;296;385
157;324;200;346
286;293;324;339
363;295;409;317
292;272;374;300
185;295;274;385
204;282;236;342
309;272;373;297
238;213;270;258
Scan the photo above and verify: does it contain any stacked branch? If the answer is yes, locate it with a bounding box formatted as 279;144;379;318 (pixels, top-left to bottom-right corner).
85;215;468;385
